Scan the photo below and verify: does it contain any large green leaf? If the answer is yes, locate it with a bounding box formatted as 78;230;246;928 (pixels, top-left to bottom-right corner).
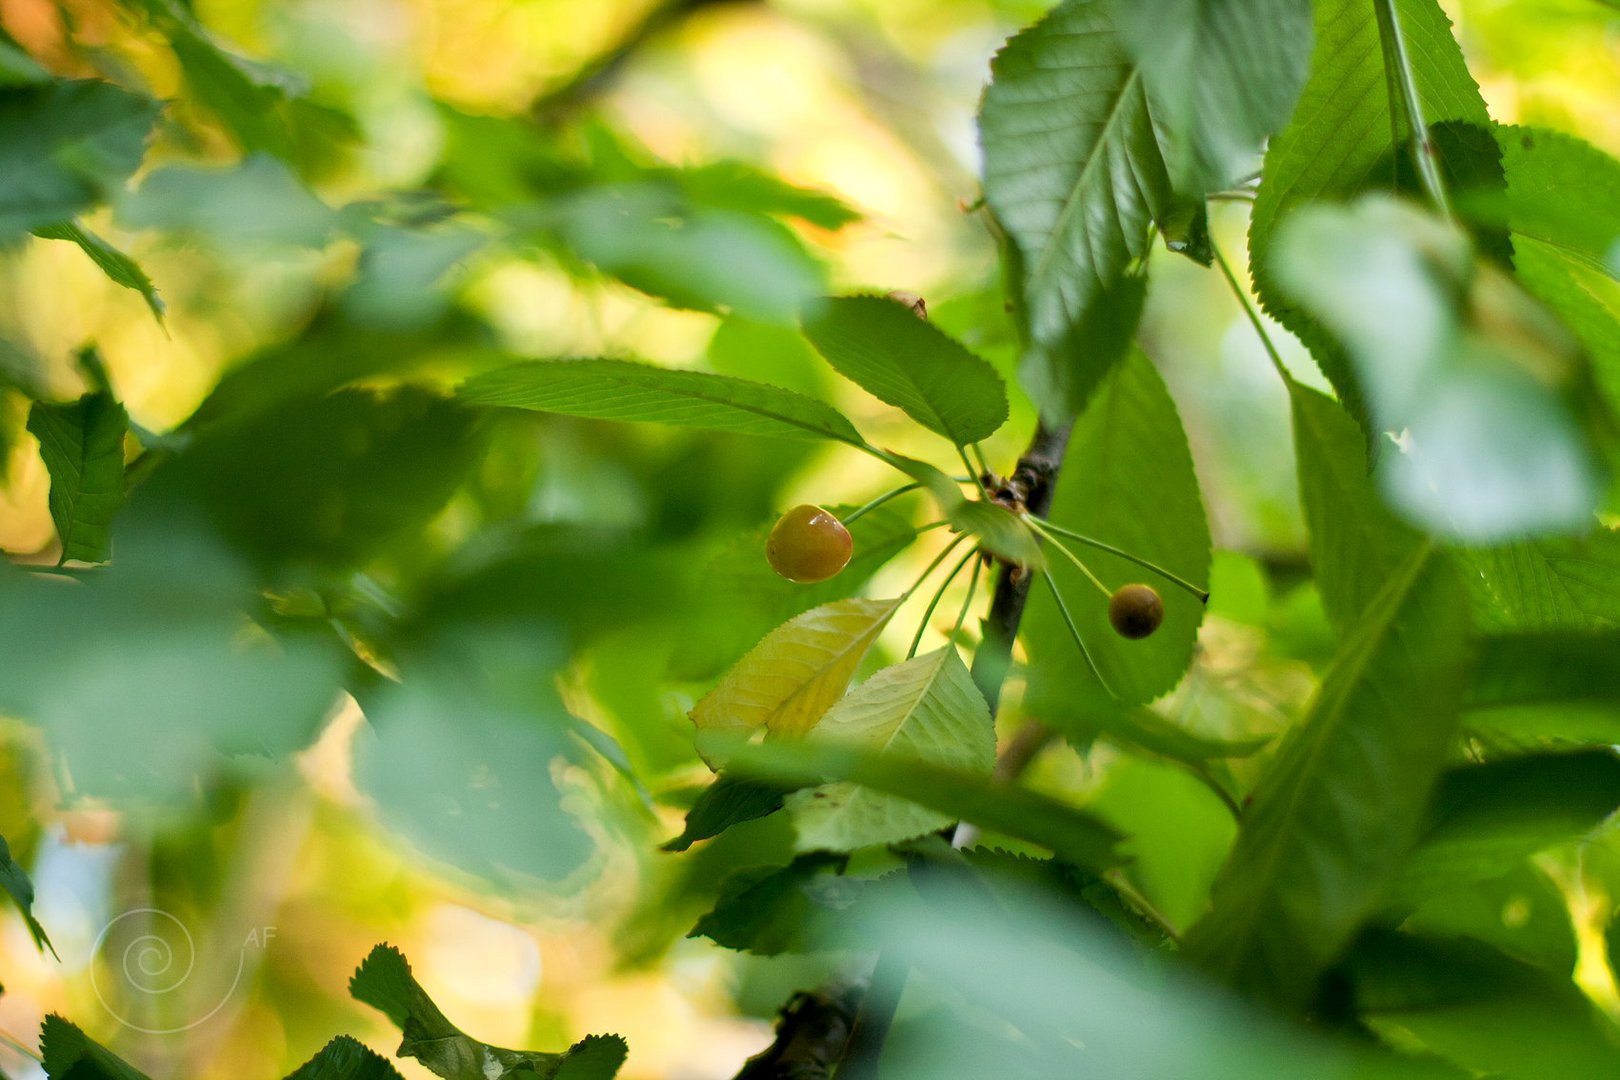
1248;0;1490;440
1272;196;1600;540
1023;350;1211;708
117;154;337;248
1114;0;1313;193
690;597;901;759
285;1038;407;1080
1389;751;1620;909
978;0;1171;425
689;852;876;955
0;79;160;239
31;221;163;320
351;945;626;1080
459;359;866;446
789;648;996;852
1183;546;1470;1008
0;832;51;954
1459;530;1620;632
1513;238;1620;417
1289;383;1423;637
1494;124;1620;276
801;295;1008;446
661;775;796;852
26;391;128;565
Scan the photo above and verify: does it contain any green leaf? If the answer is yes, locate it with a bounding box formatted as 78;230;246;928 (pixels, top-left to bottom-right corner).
790;648;996;852
801;295;1008;446
459;359;866;446
1289;382;1423;637
1458;530;1620;632
1348;929;1620;1080
691;597;901;760
0;832;51;955
1390;751;1620;908
947;500;1043;568
689;852;872;955
1272;196;1601;540
661;775;795;852
31;221;163;320
285;1037;407;1080
1183;546;1470;1008
175;386;481;571
1493;123;1620;276
1467;632;1620;708
1248;0;1491;441
350;945;627;1080
1023;350;1211;707
979;0;1169;425
0;31;48;86
117;154;337;248
1114;0;1313;193
1512;238;1620;419
0;79;160;239
39;1016;151;1080
26;391;127;565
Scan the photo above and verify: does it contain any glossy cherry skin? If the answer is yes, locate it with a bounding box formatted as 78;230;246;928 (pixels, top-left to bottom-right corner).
766;505;853;583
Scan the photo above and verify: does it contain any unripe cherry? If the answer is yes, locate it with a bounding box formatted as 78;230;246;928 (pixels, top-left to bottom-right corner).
1108;583;1164;639
766;505;853;583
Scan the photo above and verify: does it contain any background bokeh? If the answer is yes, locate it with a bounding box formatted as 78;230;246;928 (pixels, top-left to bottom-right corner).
1;1;1618;1077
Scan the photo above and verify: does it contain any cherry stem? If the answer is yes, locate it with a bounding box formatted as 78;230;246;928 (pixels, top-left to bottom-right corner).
1025;515;1210;603
957;445;989;499
969;441;993;479
899;532;970;604
908;546;979;659
1023;517;1111;599
1212;239;1291;388
950;553;984;644
1038;570;1115;700
841;483;921;527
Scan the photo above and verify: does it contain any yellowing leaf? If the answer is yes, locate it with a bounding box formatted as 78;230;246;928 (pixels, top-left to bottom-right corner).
691;597;900;763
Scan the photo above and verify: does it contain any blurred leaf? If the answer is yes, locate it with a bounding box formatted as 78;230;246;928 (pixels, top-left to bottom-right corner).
0;28;47;86
1459;530;1620;632
341;223;487;330
725;740;1124;873
672;161;858;230
1248;0;1491;442
790;648;996;852
691;597;901;759
350;945;626;1080
1290;382;1423;636
1273;196;1601;540
979;0;1169;426
355;671;595;884
662;775;795;852
841;878;1446;1079
38;1015;150;1080
0;831;51;955
689;852;871;955
460;359;866;446
26;391;127;564
538;186;824;323
671;504;917;680
118;154;337;248
1513;239;1620;419
1348;928;1620;1080
0;79;159;239
801;295;1008;446
0;519;344;800
1114;0;1313;193
1400;862;1576;977
1184;547;1470;1008
30;221;163;319
1023;351;1211;708
1069;700;1272;764
285;1037;407;1080
1466;631;1620;708
175;386;481;571
1390;751;1620;908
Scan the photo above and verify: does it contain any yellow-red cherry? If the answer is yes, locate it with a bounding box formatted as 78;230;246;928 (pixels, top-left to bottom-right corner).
766;505;853;583
1108;583;1164;639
